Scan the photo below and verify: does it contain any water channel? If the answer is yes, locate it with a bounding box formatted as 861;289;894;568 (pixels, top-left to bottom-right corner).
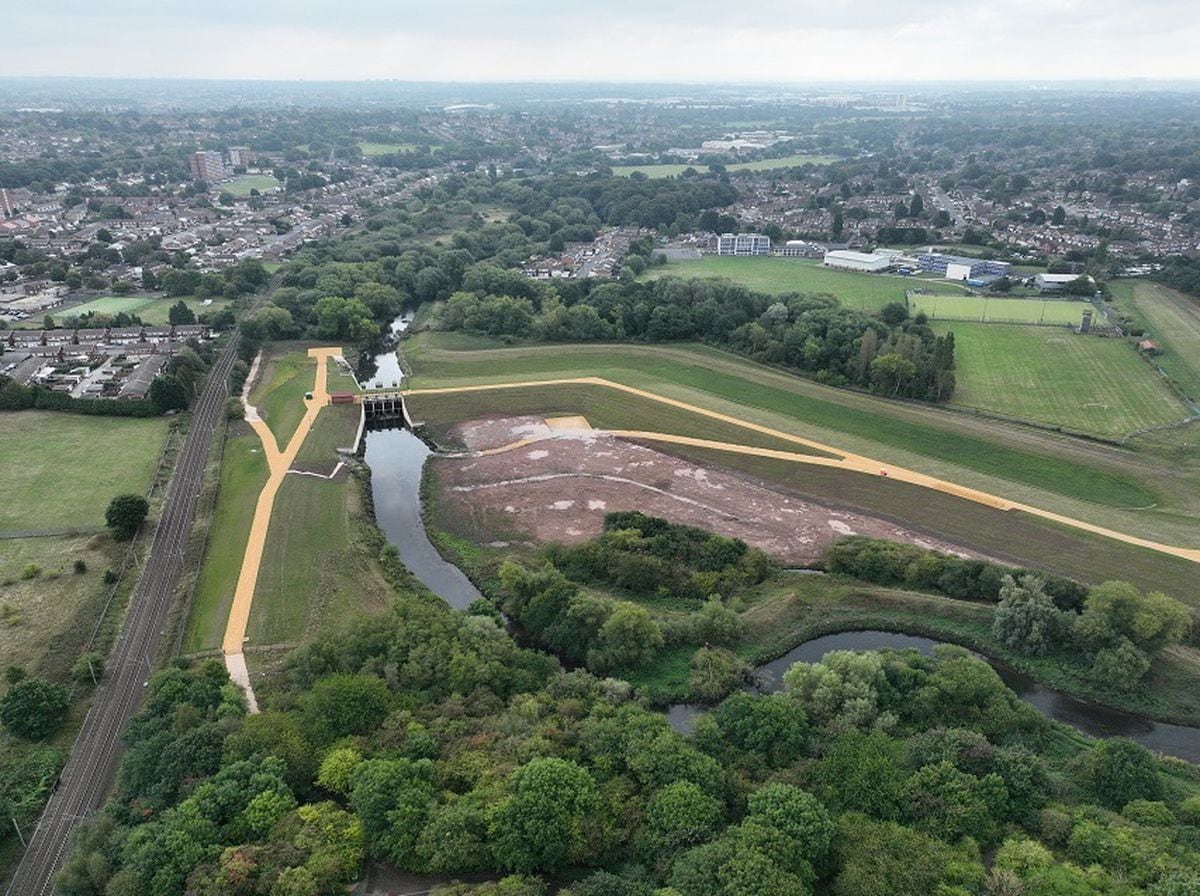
360;312;482;610
359;314;1200;763
667;630;1200;763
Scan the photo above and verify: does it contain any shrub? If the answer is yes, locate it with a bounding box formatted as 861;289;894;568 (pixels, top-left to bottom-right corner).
0;676;70;740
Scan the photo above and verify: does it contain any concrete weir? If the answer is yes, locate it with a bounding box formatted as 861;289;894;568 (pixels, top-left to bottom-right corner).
362;390;414;428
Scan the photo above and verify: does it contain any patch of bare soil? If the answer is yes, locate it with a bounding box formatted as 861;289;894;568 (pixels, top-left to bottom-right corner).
431;421;981;565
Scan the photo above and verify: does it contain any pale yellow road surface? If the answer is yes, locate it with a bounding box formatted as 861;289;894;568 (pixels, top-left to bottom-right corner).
405;376;1200;565
222;347;343;655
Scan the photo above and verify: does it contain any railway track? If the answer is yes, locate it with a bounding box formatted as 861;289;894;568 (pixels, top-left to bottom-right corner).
5;334;240;896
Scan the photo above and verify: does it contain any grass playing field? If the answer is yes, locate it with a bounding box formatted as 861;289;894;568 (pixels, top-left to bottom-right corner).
46;295;231;326
359;141;440;156
641;256;968;310
222;174;279;197
57;296;153;317
0;412;170;532
1108;280;1200;403
249;346;317;450
908;294;1094;325
612;153;838;177
140;297;231;325
940;323;1191;438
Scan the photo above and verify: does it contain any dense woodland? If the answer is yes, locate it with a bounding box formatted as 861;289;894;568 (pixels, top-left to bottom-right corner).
51;531;1200;896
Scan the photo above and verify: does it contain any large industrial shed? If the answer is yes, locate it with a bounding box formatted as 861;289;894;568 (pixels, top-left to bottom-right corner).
822;250;893;272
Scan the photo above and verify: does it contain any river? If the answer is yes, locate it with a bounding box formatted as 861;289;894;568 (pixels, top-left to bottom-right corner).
359;314;1198;762
667;630;1200;763
359;312;482;610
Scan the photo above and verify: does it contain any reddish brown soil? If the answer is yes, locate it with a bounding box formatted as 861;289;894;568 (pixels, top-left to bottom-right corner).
431;420;982;564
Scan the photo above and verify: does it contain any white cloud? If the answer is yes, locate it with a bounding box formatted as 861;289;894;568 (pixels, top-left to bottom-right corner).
6;2;1200;81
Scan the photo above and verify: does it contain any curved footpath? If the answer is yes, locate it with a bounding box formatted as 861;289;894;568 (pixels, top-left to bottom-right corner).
403;377;1200;566
5;337;241;896
221;347;342;711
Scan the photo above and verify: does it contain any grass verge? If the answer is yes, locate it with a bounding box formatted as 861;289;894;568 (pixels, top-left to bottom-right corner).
182;421;270;652
249;345;317;450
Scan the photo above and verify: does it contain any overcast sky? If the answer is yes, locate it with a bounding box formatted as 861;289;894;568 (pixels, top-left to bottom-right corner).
8;1;1200;82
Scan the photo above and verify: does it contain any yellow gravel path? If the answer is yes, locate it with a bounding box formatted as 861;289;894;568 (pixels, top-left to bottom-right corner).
222;347;343;656
404;376;1200;565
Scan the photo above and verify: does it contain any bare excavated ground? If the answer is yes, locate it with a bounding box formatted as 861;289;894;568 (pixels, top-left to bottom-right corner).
432;416;983;565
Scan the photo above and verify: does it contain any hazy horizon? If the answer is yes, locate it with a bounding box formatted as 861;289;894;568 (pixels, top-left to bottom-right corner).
9;1;1200;83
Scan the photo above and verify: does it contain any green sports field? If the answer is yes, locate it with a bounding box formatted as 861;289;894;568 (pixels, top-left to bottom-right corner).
642;256;968;310
51;295;230;325
359;141;440;156
60;296;154;317
938;323;1191;438
1108;280;1200;402
223;174;279;197
0;411;170;532
612;153;837;177
908;294;1094;325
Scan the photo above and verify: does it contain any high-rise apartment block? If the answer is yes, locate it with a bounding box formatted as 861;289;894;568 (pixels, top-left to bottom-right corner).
187;151;228;182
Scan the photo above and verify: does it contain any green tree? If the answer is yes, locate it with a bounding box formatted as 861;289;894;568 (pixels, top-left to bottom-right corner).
710;692;810;766
1086;739;1162;810
638;781;723;860
812;730;907;818
149;375;190;413
832;813;984;896
747;783;835;863
105;493;149;541
992;575;1065;656
1089;638;1151;692
313;296;380;342
349;757;434;867
301;674;392;742
490;757;596;872
588;602;664;673
1077;581;1190;655
0;676;69;740
901;760;1008;843
167;300;196;325
869;352;918;397
1052;205;1067;226
688;646;748;702
316;747;362;796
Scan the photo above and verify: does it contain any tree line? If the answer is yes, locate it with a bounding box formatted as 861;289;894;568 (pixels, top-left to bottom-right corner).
825;537;1192;693
434;274;958;402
